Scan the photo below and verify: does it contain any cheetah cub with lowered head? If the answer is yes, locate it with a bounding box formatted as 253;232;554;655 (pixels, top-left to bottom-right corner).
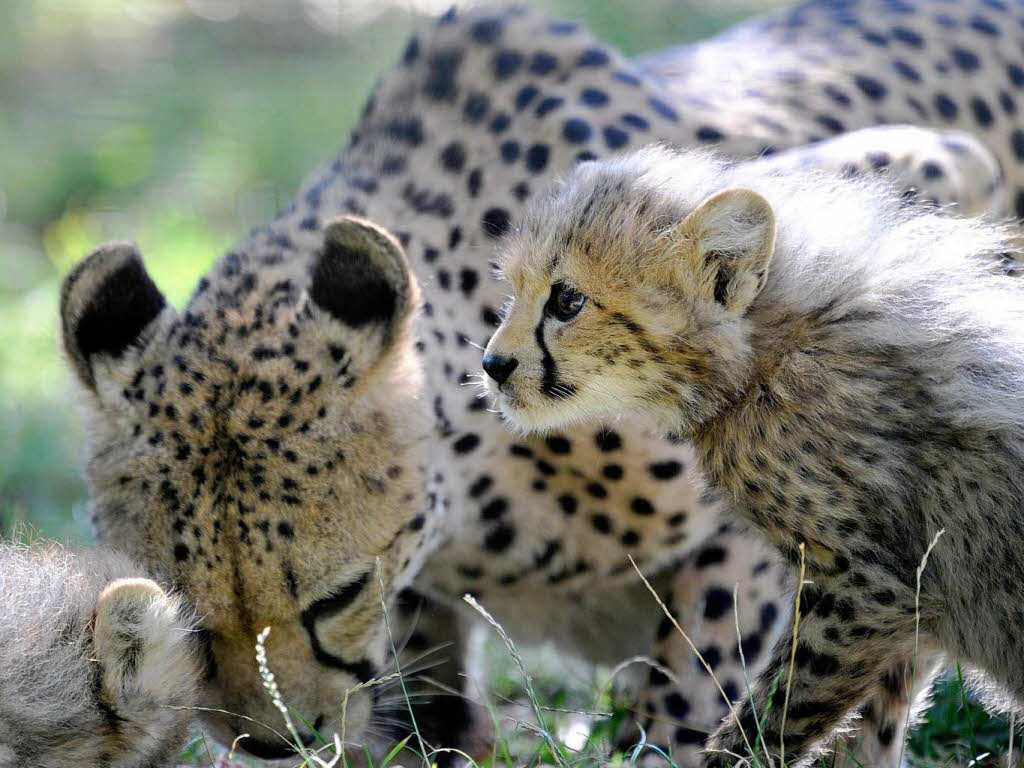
483;145;1024;766
0;540;201;767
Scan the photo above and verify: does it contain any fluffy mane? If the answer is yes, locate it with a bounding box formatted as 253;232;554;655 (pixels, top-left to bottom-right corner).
516;144;1024;431
0;542;127;731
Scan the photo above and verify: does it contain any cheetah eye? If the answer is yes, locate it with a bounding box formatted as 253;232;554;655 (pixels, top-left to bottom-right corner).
546;282;586;322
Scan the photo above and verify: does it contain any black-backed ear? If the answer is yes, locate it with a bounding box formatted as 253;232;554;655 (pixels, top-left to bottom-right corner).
60;242;173;390
308;216;417;343
677;188;776;314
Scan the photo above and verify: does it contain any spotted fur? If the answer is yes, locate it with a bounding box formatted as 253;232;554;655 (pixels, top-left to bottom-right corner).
59;1;1024;761
486;144;1024;765
59;218;433;758
0;540;200;768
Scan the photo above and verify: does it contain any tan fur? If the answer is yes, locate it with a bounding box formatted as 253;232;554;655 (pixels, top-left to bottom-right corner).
59;216;434;758
486;145;1024;765
0;540;199;768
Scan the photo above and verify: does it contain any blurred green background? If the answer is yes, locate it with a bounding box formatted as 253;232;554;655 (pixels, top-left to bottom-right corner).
0;0;768;541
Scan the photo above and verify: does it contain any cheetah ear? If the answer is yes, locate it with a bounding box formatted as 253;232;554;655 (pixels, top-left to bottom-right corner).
93;578;200;712
677;188;776;314
308;216;418;344
60;242;176;391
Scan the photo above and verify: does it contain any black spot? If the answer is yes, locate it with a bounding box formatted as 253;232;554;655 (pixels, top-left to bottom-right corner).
557;494;578;515
815;114;844;133
402;36;420;66
590;513;612;533
934;92;959;120
889;26;923;47
535;96;564;118
703;587;732;620
439;142;466;172
674;727;706;745
631;497;655;516
1000;91;1017;115
695;546;726;568
586;482;607;499
515;84;538;111
529;51;558;75
602;463;623;480
620;530;640;546
649;460;683;479
174;543;189;562
490;113;511;133
648;96;678;121
595;429;621;451
563;117;593;143
525;144;550;173
664;692;690;719
602;126;629;149
493;49;523;79
854;74;887;100
484;523;516;551
951;47;981;72
891;59;921;82
463;91;490;123
1009;63;1024;87
922;161;944;179
969;14;999;36
424;50;462;102
545;435;571;454
453;433;480;453
824;83;852;105
621;112;649;130
577;47;609;67
580;88;609;107
500;140;520;163
1012;130;1024;161
695;125;723;142
470;17;502;43
481;497;509;520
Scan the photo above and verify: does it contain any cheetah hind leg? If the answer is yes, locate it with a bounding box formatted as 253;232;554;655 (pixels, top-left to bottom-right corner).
618;526;792;767
748;125;1006;219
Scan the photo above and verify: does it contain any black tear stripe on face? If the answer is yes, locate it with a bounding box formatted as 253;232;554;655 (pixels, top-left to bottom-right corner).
300;570;376;682
534;316;576;399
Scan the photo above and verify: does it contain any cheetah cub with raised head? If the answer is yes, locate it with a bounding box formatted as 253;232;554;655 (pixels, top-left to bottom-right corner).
483;145;1024;766
0;540;201;767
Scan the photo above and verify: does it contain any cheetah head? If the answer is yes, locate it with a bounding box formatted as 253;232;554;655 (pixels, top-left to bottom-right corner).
60;217;430;758
483;149;776;436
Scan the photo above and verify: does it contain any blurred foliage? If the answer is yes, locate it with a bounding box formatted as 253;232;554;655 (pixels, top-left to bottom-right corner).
0;0;764;541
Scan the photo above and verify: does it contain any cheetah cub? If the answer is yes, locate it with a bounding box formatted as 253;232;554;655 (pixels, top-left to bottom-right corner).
0;540;201;767
483;145;1024;766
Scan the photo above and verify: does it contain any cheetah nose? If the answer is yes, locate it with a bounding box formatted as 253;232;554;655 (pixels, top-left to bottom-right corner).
482;354;519;385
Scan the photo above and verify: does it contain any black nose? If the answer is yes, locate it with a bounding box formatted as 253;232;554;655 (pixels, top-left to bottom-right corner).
482;354;519;385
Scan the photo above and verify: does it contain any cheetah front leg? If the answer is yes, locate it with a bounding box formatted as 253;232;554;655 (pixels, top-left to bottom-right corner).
623;526;790;766
703;581;921;768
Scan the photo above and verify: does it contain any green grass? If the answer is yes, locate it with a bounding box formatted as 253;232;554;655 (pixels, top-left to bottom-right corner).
176;571;1021;768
